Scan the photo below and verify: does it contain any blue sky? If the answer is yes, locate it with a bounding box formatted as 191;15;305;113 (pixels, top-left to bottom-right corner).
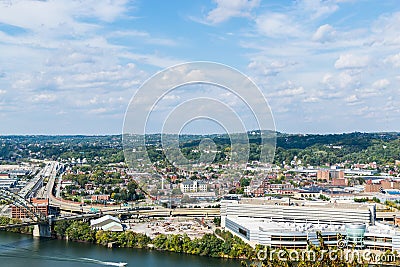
0;0;400;135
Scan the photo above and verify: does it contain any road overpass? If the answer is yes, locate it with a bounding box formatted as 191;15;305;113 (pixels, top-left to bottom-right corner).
105;207;220;218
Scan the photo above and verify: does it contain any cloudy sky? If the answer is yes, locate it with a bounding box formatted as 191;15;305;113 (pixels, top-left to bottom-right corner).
0;0;399;135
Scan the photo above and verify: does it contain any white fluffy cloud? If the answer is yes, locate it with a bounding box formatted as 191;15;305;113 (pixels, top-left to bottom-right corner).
372;79;390;89
312;24;336;42
206;0;260;24
334;54;369;69
384;53;400;67
256;13;303;38
268;81;305;97
32;94;57;103
297;0;339;19
345;94;359;103
248;59;297;76
0;0;127;38
371;12;400;46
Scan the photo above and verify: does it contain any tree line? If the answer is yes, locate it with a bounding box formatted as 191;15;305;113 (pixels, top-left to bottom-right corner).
53;220;253;259
51;220;399;266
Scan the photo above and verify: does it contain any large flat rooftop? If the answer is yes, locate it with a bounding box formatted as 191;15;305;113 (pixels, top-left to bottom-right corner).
236;198;373;210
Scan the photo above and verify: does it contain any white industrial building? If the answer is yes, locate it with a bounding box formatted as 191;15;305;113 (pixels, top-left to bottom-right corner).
221;198;400;251
221;199;375;226
90;215;124;232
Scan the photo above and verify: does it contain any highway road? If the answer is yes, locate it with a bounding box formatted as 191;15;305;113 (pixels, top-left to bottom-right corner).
19;161;59;199
44;165;116;213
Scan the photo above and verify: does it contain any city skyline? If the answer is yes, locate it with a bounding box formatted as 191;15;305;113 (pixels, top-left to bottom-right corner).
0;0;400;135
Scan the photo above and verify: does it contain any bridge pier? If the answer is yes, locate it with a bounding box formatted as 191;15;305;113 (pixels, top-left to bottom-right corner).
33;215;54;238
33;223;51;238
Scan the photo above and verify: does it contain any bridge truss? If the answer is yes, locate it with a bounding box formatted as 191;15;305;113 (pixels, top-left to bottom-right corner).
0;189;47;222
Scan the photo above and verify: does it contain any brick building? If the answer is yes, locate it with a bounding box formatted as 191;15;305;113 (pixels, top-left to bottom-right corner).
381;180;400;190
11;198;49;219
364;179;400;193
364;183;382;193
317;170;345;182
331;178;348;186
252;179;294;197
317;170;330;181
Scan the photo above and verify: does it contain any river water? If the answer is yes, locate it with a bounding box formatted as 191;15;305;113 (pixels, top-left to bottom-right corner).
0;232;241;267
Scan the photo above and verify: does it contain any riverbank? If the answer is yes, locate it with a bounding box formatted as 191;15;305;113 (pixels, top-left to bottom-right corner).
53;219;254;260
0;216;251;261
0;216;32;234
